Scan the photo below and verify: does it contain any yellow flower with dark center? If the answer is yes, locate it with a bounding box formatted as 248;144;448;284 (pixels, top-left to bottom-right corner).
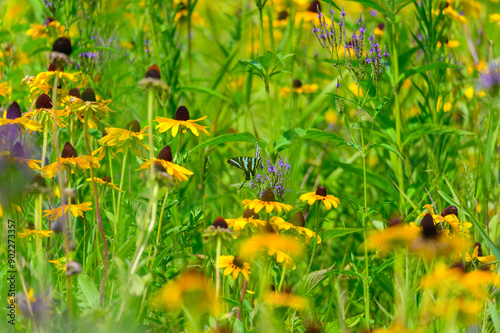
433;7;467;23
41;142;100;178
226;208;266;232
264;291;307;310
367;222;419;254
137;145;193;182
0;81;11;98
66;87;114;122
420;204;473;238
218;255;251;280
280;79;318;97
465;242;497;268
0;102;43;132
155;105;209;137
18;227;53;238
26;18;65;39
23;93;66;129
43;202;92;220
242;188;293;214
98;120;149;157
86;176;123;192
299;185;339;209
1;142;41;171
32;63;79;86
150;270;216;314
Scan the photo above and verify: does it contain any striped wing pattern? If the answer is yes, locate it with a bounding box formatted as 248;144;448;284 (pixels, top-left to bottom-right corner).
227;142;262;181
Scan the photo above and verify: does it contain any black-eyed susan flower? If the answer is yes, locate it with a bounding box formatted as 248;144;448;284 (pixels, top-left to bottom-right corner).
226;208;266;232
150;270;216;313
372;322;415;333
465;242;497;268
23;93;65;129
86;176;124;192
155;105;209;137
97;120;149;158
26;18;65;39
280;79;319;97
0;102;43;132
41;142;100;178
366;218;419;254
299;186;339;209
137;145;193;182
31;63;79;90
242;188;293;214
264;290;307;310
17;227;53;239
0;81;12;98
6;142;41;171
138;64;168;90
43;201;92;220
239;233;302;269
218;255;251;280
65;87;114;123
49;37;72;65
420;204;473;238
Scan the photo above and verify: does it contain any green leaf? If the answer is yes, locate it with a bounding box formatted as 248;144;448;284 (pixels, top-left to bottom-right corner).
489;299;500;333
301;128;346;143
322;228;363;240
76;273;100;309
72;46;119;54
190;132;261;153
402;124;474;147
368;143;404;160
177;85;227;101
293;265;335;294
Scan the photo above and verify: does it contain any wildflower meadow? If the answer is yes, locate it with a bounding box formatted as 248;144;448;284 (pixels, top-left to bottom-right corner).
1;0;500;332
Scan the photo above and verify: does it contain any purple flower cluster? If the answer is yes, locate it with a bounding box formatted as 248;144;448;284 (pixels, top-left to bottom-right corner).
367;33;389;85
479;59;500;90
250;156;291;202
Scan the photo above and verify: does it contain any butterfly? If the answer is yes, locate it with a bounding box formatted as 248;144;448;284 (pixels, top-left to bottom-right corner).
227;142;262;190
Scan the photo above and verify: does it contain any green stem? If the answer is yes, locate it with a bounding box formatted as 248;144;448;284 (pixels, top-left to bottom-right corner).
149;190;170;269
278;265;286;292
147;88;155;182
305;203;320;276
265;80;273;154
215;235;222;322
115;149;128;234
258;6;265;52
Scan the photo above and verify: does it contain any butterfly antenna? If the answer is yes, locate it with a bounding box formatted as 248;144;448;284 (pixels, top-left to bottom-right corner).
238;180;247;191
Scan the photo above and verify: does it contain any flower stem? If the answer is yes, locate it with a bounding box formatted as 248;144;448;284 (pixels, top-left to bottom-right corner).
265;80;273;155
84;111;108;307
237;279;247;321
305;203;320;276
115;149;128;239
147;88;155;182
215;235;222;322
258;5;265;52
278;265;286;292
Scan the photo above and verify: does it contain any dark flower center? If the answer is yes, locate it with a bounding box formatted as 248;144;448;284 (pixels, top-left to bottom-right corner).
48;63;58;71
307;0;321;12
233;256;244;269
61;142;78;158
12;142;25;158
44;17;55;25
27;223;35;230
261;188;276;202
52;37;72;56
174;106;190;121
440;205;458;217
212;217;228;229
420;213;438;239
377;23;385;30
6;102;21;119
145;64;161;80
102;176;111;183
69;88;81;99
290;211;305;227
81;88;96;102
315;186;327;197
451;262;466;273
32;175;47;188
474;242;483;257
125;120;141;132
277;10;288;21
292;79;302;88
243;208;260;219
157;146;173;162
102;129;108;137
36;94;53;109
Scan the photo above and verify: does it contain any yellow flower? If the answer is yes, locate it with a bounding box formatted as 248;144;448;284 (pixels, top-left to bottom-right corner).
264;291;307;310
150;270;216;313
17;227;53;238
98;120;149;157
43;202;92;220
242;188;293;214
367;223;419;254
226;208;266;232
433;7;467;23
0;102;43;132
373;322;415;333
26;18;65;39
420;204;472;237
155;106;209;137
239;233;302;269
437;40;460;48
218;255;251;280
299;186;339;209
280;80;318;97
86;177;124;192
491;13;500;24
48;258;67;272
136;145;193;182
23;93;66;129
465;243;497;268
0;81;11;98
65;87;114;122
41;142;100;179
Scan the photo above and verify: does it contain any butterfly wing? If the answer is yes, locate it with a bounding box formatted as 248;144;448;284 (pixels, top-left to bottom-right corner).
228;157;252;180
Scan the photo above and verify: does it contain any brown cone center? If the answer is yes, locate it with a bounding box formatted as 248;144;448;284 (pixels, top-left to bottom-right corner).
61;142;78;158
157;146;173;162
315;186;327;197
125;120;141;133
212;217;228;229
261;188;276;202
175;106;190;121
36;94;53;109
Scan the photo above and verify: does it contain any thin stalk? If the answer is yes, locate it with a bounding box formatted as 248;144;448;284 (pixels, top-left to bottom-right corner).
258;6;265;52
84;111;108;306
305;203;320;276
147;88;155;181
265;80;273;154
115;149;128;235
215;235;222;322
278;265;286;292
237;279;247;321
